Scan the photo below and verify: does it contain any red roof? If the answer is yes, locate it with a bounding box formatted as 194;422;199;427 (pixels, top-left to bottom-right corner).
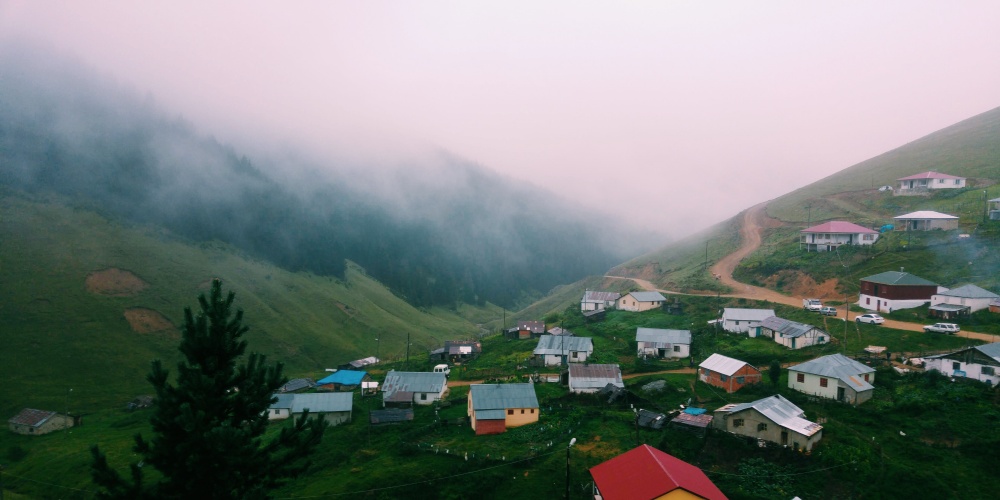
589;444;727;500
897;171;963;181
801;221;877;234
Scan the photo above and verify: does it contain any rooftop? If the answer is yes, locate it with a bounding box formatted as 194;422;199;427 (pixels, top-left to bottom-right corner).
717;394;822;437
861;271;937;286
470;383;539;410
589;444;727;500
699;353;755;376
801;221;877;234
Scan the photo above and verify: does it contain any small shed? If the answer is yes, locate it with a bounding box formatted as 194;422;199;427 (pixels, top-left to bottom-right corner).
267;393;354;426
8;408;74;436
369;408;414;425
567;364;624;394
316;370;370;392
698;353;762;393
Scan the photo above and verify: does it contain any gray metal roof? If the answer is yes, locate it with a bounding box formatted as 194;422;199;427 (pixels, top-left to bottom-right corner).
568;364;624;390
635;327;691;344
470;383;539;410
582;291;622;303
861;271;937;286
475;409;507;420
929;303;970;312
269;393;352;413
760;316;821;338
626;291;667;302
382;371;447;395
789;354;875;392
518;320;545;332
723;308;776;321
927;342;1000;363
699;353;754;376
938;284;999;299
717;394;822;437
533;335;594;355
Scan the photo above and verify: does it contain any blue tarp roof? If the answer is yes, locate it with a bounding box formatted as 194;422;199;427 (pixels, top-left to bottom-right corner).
316;370;367;386
683;407;708;415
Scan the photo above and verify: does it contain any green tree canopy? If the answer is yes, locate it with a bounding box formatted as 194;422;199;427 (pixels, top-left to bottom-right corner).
91;279;327;499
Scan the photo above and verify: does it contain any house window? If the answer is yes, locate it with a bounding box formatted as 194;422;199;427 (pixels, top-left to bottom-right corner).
953;362;961;371
866;297;870;305
720;375;729;382
530;408;535;414
955;179;961;185
820;378;828;387
733;418;744;428
819;336;825;343
521;409;525;414
983;367;996;376
864;374;870;382
507;409;514;415
758;423;768;431
703;368;710;376
420;393;427;401
796;373;805;383
673;345;680;352
737;377;745;384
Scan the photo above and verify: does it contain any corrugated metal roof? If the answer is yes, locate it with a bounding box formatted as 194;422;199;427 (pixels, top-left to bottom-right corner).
789;354;876;384
897;171;963;181
470;383;539;410
589;444;727;500
475;409;507;420
381;371;447;396
861;271;938;286
518;320;545;332
894;210;959;220
722;308;776;321
582;291;622;303
626;291;667;302
533;335;593;355
269;393;353;413
930;303;970;312
635;327;691;344
938;284;999;299
801;221;877;234
316;370;367;386
699;353;754;376
927;342;1000;364
8;408;57;427
719;394;822;437
347;357;378;368
279;378;315;392
670;412;713;429
568;364;624;391
760;316;822;338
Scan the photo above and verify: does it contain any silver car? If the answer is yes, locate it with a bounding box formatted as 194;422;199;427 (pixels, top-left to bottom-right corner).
855;313;885;325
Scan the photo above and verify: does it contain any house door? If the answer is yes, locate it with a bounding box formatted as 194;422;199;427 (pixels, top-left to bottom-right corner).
781;431;788;446
837;387;846;402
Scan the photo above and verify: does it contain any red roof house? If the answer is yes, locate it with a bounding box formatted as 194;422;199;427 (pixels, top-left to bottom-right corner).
590;444;727;500
896;171;966;194
800;221;879;252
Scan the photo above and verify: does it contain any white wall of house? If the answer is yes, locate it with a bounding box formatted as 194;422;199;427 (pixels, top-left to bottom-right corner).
268;408;291;420
931;294;994;313
925;358;1000;386
858;294;931;313
789;371;875;403
775;330;829;350
581;300;615;312
637;342;690;359
801;233;878;251
722;318;762;334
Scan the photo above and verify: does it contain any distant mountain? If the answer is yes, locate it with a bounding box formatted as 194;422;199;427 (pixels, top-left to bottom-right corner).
0;43;654;309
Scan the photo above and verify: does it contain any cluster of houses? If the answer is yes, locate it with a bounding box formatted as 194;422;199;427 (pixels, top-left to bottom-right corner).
719;307;830;350
856;271;999;317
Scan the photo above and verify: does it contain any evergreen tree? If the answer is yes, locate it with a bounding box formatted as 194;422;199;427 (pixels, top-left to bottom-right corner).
90;279;327;499
768;359;782;387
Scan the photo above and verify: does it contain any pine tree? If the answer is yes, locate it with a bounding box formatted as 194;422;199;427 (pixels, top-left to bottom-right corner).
91;279;327;499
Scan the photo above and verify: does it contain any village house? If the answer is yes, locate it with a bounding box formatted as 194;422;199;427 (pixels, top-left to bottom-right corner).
533;335;594;366
338;356;378;371
858;270;942;313
698;353;762;393
507;320;545;339
467;383;539;435
429;340;482;363
930;284;1000;319
315;370;370;392
636;327;691;359
893;210;960;231
580;290;621;312
567;363;624;394
990;197;1000;220
278;378;315;393
8;408;74;435
713;394;823;452
895;171;967;195
924;342;1000;386
616;291;667;312
800;221;879;252
267;392;353;426
759;316;830;350
788;354;876;405
381;371;448;407
721;307;775;335
589;444;728;500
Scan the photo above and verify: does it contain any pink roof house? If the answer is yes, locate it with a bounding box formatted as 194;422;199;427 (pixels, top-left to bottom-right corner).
800;221;879;252
895;171;966;195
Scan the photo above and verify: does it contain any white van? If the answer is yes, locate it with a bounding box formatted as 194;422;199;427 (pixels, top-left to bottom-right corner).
433;364;451;377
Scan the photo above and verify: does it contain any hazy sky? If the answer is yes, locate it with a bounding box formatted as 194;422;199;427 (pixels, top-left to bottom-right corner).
3;1;999;237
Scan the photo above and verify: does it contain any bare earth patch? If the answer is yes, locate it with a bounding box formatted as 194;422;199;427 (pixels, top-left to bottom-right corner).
124;308;175;334
85;268;149;296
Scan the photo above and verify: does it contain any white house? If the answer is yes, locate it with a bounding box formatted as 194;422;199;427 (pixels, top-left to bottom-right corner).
858;271;943;313
533;335;594;366
713;395;823;452
931;284;999;316
616;291;667;312
799;221;879;252
267;393;353;426
721;308;776;335
568;364;624;394
636;327;691;359
788;354;875;405
893;211;959;231
924;343;1000;386
381;371;449;406
581;290;621;312
895;171;966;195
759;316;830;350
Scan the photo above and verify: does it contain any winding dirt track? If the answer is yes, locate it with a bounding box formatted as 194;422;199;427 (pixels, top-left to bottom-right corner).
608;202;998;343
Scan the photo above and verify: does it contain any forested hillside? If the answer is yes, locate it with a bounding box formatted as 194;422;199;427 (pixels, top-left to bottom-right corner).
0;46;652;309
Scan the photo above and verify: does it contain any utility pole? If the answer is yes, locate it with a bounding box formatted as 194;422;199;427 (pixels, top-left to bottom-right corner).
704;240;709;272
565;438;576;500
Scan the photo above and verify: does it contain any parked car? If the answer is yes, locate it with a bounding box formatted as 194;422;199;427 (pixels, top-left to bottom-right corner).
878;185;893;192
819;306;838;316
924;323;960;334
433;364;451;377
802;298;822;311
855;313;885;325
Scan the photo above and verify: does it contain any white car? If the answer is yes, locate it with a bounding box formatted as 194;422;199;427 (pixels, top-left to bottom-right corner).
924;323;960;334
855;313;885;325
878;185;893;192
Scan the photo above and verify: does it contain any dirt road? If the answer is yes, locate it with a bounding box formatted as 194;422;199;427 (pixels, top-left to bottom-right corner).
609;201;998;342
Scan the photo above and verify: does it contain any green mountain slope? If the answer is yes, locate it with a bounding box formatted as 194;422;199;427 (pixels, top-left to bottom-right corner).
0;192;491;418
